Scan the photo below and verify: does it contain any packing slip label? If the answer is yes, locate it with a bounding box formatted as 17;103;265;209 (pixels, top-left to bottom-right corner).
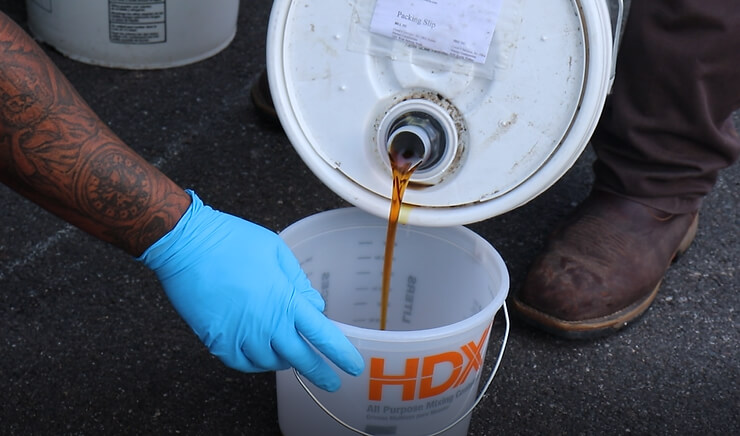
369;0;504;64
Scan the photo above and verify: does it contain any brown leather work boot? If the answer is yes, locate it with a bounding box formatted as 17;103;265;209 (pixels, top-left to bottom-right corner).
513;190;699;339
250;70;279;123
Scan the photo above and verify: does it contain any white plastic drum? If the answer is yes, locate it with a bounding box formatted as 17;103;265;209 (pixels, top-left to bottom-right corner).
267;0;619;226
25;0;239;69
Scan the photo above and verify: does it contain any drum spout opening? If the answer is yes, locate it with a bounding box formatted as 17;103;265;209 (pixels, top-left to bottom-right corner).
385;111;447;173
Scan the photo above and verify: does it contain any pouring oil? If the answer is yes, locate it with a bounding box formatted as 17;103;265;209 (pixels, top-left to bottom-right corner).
380;130;424;330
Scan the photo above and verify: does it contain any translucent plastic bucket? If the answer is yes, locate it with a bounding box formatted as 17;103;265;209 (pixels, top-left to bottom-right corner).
25;0;239;69
277;208;509;436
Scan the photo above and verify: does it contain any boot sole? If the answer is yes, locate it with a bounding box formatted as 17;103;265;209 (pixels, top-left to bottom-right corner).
512;213;699;340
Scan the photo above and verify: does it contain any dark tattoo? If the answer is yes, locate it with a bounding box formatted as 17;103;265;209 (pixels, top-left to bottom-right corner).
77;146;151;221
0;13;190;255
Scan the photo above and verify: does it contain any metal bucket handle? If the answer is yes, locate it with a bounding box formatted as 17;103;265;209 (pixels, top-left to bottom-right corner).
609;0;625;88
292;303;511;436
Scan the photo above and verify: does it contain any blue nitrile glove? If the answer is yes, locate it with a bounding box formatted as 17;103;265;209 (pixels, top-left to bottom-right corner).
137;190;364;391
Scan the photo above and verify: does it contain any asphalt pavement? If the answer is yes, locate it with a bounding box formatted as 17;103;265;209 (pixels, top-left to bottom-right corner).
1;1;737;435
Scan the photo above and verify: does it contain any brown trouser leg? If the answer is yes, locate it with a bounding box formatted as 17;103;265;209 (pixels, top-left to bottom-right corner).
592;0;740;214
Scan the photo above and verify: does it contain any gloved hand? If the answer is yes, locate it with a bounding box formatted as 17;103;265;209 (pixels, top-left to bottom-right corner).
137;190;364;391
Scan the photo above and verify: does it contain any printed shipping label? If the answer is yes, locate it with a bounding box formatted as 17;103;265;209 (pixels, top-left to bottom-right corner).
109;0;166;44
369;0;504;64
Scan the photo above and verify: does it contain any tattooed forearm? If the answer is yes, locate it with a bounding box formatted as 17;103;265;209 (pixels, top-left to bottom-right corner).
0;12;190;256
72;143;190;253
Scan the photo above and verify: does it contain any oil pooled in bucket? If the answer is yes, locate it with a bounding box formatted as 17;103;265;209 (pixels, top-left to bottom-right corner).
380;133;424;330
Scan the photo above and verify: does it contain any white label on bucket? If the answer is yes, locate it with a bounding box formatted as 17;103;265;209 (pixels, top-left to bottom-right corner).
369;0;504;64
108;0;167;44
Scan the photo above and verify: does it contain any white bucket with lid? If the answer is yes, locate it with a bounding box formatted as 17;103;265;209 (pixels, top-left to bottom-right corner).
267;0;622;226
276;208;510;436
25;0;239;69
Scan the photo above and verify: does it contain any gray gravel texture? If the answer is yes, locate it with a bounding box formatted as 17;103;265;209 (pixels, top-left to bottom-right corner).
1;1;737;435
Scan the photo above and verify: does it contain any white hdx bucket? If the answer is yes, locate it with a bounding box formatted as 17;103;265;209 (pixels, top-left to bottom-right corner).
277;208;510;436
25;0;239;69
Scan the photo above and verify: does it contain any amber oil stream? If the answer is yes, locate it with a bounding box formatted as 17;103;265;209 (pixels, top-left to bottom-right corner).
380;138;424;330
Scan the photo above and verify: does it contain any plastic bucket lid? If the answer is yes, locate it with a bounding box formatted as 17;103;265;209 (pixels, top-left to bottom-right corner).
276;208;509;436
267;0;617;226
